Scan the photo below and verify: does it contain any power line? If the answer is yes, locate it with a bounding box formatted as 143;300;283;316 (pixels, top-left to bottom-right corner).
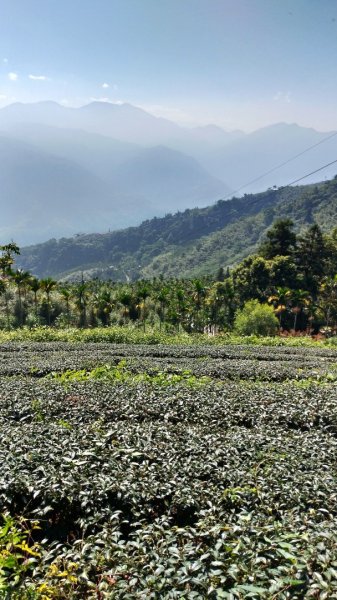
286;158;337;186
223;129;337;199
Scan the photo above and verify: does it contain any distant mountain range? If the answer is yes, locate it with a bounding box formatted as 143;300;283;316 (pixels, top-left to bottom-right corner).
17;176;337;280
1;100;337;245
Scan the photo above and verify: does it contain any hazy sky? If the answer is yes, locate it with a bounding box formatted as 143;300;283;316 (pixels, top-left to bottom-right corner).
1;0;337;132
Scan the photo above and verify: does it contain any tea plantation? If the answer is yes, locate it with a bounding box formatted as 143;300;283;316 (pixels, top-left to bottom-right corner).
1;342;337;598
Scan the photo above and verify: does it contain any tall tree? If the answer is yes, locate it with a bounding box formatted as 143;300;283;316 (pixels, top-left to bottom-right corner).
118;290;133;324
72;280;88;328
296;224;328;297
156;286;170;330
259;219;297;260
29;277;40;319
59;286;72;327
191;279;207;332
40;277;57;326
232;256;271;302
318;275;337;328
207;279;235;330
0;243;20;277
268;286;292;330
13;269;30;326
136;283;150;332
93;288;114;326
289;289;311;331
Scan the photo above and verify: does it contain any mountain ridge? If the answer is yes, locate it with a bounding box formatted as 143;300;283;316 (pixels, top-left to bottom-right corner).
0;113;229;244
2;100;337;247
16;176;337;280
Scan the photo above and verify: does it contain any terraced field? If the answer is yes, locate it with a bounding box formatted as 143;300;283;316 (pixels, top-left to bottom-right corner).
1;342;337;598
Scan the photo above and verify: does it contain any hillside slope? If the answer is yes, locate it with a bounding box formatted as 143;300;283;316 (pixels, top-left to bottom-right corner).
2;101;337;246
0;102;233;244
17;177;337;280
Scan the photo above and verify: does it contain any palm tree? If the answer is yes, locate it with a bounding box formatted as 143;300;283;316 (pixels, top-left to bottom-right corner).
289;289;311;331
136;284;150;332
40;277;57;326
29;277;40;318
206;280;235;331
318;275;337;328
1;281;12;330
156;287;170;331
118;290;133;324
191;279;207;332
93;288;114;326
0;243;20;277
0;279;6;325
13;269;31;326
268;286;291;330
175;287;188;332
59;286;72;327
72;281;88;328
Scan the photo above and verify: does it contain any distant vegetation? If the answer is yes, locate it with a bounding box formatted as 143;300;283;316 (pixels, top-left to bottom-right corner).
18;177;337;281
3;214;337;338
3;101;336;245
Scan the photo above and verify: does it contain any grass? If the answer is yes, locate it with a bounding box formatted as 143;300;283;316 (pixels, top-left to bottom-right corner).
0;325;334;348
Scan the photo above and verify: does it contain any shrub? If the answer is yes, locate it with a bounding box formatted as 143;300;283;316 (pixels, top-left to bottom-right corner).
233;299;279;336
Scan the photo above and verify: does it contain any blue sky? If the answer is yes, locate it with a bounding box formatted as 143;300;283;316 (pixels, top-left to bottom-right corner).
1;0;337;131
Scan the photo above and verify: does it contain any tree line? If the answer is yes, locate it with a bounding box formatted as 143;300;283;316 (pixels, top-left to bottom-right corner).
2;219;337;335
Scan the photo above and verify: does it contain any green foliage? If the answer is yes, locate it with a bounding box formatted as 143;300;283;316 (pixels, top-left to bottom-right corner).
16;178;337;280
232;255;271;302
234;300;279;336
51;360;212;387
259;218;296;259
0;243;20;277
0;513;41;596
0;325;337;347
2;342;337;595
4;196;337;337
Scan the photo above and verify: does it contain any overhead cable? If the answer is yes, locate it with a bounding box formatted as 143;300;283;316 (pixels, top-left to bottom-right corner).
286;158;337;186
223;129;337;199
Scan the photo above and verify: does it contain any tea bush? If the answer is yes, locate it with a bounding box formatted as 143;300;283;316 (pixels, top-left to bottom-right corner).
1;342;337;597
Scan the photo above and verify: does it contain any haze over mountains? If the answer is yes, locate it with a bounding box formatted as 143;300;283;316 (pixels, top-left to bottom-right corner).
17;177;337;281
1;100;337;245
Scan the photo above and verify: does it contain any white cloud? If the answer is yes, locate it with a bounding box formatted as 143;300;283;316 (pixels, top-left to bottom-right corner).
8;72;18;81
0;94;7;100
3;58;8;64
273;91;292;103
29;74;49;81
102;82;119;91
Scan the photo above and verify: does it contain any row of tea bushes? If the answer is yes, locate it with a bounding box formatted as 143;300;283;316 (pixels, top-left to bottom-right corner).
0;342;337;381
1;343;337;596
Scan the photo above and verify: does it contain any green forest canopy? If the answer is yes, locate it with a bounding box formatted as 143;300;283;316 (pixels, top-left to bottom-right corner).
17;176;337;281
3;218;337;335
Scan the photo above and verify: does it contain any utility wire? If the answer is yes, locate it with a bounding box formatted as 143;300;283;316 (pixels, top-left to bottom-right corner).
286;158;337;186
223;129;337;199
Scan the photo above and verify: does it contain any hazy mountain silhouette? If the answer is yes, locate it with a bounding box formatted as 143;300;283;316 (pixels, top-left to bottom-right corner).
1;101;336;245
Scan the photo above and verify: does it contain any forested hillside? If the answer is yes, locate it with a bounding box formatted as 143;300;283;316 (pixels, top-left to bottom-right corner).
2;215;337;336
2;101;337;246
17;177;337;281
